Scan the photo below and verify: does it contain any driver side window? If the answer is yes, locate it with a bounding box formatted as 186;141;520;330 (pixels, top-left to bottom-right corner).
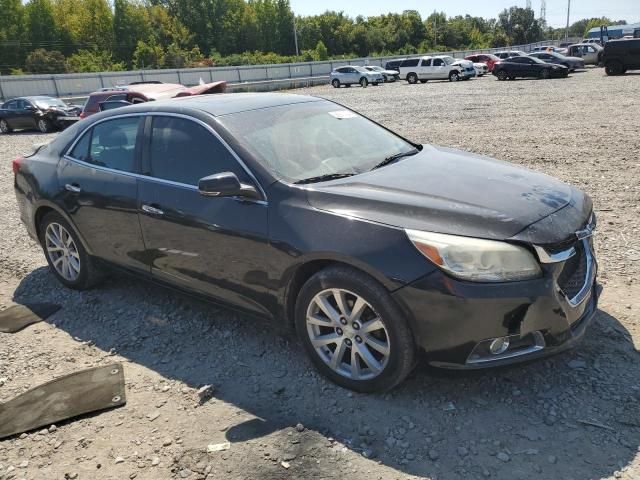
433;59;444;66
146;116;244;186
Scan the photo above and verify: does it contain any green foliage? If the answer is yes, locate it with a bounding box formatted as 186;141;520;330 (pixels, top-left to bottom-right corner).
24;48;67;73
0;1;632;75
314;40;328;61
66;49;125;72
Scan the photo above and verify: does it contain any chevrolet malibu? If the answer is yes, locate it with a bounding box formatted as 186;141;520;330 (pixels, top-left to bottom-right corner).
13;93;599;392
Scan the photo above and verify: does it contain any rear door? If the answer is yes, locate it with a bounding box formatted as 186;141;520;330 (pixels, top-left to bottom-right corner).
59;115;148;273
2;100;21;129
136;114;271;315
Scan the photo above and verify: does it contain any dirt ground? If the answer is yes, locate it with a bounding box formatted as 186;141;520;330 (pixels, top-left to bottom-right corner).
0;67;639;480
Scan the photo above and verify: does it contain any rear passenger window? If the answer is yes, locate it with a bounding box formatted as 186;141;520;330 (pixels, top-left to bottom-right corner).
147;116;243;186
401;59;419;67
69;117;141;172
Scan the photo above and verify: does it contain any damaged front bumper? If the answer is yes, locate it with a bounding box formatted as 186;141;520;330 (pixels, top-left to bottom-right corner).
393;238;600;369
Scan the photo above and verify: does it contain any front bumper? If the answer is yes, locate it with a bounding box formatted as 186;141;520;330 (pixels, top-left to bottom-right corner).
392;248;600;369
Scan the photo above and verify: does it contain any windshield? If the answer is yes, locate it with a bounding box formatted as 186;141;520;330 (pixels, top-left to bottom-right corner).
369;66;383;71
218;101;417;183
441;56;455;65
530;56;547;64
33;98;67;109
354;66;368;73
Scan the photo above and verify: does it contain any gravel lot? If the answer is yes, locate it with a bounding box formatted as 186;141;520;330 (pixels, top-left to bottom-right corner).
0;67;639;480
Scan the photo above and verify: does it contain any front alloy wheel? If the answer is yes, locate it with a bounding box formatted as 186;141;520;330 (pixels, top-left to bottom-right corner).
497;70;508;81
331;79;340;88
449;72;460;82
296;266;415;392
359;77;368;88
37;118;51;133
306;289;390;381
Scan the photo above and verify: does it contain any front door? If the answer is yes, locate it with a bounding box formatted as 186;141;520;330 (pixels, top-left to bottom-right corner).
59;115;148;273
137;115;271;315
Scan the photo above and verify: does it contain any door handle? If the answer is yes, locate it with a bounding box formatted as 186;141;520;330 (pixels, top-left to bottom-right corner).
65;183;81;193
141;204;164;216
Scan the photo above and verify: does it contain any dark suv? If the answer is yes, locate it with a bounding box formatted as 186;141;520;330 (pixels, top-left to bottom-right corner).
604;39;640;75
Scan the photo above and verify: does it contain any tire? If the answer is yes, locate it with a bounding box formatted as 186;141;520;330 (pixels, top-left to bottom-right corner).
359;77;368;88
449;71;460;82
39;211;105;290
406;73;418;84
295;266;416;393
419;80;428;84
539;69;550;79
605;61;624;76
37;118;51;133
0;119;12;134
497;70;508;81
331;79;340;88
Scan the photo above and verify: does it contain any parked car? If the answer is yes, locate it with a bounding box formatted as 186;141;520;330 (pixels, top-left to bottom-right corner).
0;96;81;134
492;56;569;80
494;50;528;59
364;65;400;82
566;44;603;65
603;38;640;75
471;62;488;76
80;81;227;118
330;66;384;88
398;55;473;83
384;59;405;71
529;51;585;71
464;53;500;72
581;38;602;46
13;92;599;392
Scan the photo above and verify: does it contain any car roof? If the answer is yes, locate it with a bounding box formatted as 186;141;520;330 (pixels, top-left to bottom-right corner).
95;93;325;118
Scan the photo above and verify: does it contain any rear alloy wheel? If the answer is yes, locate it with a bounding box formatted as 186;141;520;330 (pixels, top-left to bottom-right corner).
37;118;51;133
40;212;104;290
497;70;508;81
0;119;11;134
406;73;418;84
296;266;415;392
331;79;340;88
539;69;550;79
359;77;369;88
449;71;460;82
605;61;624;76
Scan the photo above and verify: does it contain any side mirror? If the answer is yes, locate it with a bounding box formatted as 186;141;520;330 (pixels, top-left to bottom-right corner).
198;172;261;200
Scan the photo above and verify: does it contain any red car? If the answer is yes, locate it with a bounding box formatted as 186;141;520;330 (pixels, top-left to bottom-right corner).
80;81;227;118
464;54;501;72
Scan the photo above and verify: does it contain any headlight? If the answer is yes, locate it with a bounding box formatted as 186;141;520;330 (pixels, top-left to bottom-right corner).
405;230;542;282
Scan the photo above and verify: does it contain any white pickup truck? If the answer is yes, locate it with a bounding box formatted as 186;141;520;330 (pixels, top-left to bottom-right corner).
398;55;476;83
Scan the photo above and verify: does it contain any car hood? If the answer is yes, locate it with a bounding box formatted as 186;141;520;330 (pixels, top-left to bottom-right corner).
305;145;591;244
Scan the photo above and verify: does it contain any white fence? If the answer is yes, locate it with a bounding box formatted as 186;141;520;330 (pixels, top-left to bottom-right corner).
0;39;579;101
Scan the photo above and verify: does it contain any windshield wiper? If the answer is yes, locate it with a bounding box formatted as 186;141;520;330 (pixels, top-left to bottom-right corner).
294;173;355;184
371;148;419;171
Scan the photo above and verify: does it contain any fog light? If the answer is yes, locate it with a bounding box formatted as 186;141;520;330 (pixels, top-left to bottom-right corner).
489;337;510;355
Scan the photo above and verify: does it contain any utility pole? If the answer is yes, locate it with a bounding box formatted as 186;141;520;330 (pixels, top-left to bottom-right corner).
434;17;437;48
565;0;571;42
293;15;299;57
526;0;531;10
540;0;547;24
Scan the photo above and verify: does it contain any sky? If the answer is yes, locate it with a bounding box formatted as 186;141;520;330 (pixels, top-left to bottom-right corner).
289;0;639;28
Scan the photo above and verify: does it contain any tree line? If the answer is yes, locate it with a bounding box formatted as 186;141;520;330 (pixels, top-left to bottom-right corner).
0;0;628;75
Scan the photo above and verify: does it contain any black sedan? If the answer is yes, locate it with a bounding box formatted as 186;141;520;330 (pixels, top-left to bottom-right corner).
493;56;569;80
13;93;599;392
0;96;81;134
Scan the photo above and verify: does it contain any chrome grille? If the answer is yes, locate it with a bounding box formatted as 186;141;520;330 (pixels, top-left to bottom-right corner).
557;241;588;299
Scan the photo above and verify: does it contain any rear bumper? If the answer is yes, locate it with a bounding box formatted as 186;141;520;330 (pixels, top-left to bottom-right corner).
392;262;600;369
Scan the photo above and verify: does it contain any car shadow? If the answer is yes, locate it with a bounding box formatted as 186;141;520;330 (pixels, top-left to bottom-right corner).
10;267;640;479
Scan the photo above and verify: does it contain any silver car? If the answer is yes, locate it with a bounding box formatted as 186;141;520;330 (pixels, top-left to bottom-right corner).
330;66;384;88
566;44;603;65
529;51;585;71
364;65;400;82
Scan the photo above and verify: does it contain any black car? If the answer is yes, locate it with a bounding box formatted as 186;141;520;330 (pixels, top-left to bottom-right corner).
493;56;569;80
604;38;640;75
0;96;81;134
384;59;404;71
494;50;528;59
14;93;599;392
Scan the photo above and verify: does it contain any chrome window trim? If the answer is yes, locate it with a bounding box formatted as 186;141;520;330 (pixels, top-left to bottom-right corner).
63;111;268;203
